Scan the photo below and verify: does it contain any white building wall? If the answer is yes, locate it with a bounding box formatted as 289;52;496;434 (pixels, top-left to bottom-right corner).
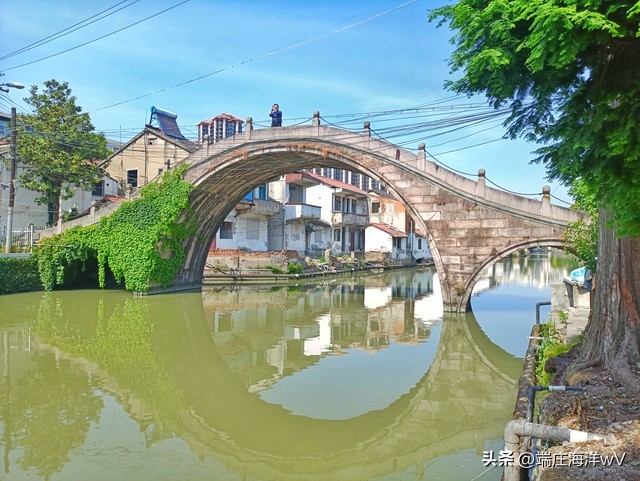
411;234;432;261
369;197;405;231
1;162;119;233
305;184;334;225
310;226;330;253
236;215;269;251
365;227;393;253
269;177;288;203
215;210;239;250
284;221;306;253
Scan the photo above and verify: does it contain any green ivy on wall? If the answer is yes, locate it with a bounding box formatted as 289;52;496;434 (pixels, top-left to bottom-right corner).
35;166;195;292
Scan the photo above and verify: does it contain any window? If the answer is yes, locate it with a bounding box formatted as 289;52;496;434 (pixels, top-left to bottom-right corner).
92;181;104;197
289;184;303;203
257;184;267;200
323;168;331;178
127;169;138;187
333;229;341;242
418;239;422;249
333;169;343;181
393;237;403;249
216;312;232;332
371;202;381;214
314;230;323;243
333;195;343;212
0;120;8;139
351;172;360;187
246;219;260;239
351;199;357;213
220;221;233;239
225;122;237;138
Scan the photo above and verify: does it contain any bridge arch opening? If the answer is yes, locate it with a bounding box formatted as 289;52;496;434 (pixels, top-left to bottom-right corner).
461;238;573;311
181;142;445;290
172;124;584;312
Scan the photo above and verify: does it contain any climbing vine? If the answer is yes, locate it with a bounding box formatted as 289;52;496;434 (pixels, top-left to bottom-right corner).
35;166;195;292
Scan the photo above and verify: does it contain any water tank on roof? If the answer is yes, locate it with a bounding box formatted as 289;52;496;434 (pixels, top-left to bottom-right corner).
151;106;178;119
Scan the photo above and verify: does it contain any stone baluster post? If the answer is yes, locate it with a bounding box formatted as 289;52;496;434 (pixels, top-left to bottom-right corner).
203;134;210;156
245;117;253;140
542;185;551;217
364;121;371;137
91;200;97;222
476;168;486;198
417;142;426;171
126;183;133;202
57;201;63;234
312;111;320;129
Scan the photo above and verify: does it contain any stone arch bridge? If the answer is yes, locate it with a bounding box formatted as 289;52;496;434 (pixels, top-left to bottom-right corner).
174;114;585;312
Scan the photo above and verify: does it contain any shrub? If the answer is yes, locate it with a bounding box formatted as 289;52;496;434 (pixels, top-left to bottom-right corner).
536;321;582;385
0;256;43;294
286;263;304;274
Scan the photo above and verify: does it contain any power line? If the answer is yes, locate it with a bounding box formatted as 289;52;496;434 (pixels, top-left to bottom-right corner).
10;97;563;202
88;0;418;113
1;1;190;72
0;1;140;61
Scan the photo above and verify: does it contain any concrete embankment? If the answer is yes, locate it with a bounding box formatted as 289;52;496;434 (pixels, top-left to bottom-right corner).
505;278;593;480
202;262;432;286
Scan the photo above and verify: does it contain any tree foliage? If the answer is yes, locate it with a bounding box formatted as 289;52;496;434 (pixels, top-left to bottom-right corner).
564;178;598;269
17;80;110;223
430;0;640;237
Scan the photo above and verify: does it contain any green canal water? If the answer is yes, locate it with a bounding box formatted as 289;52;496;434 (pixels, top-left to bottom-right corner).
0;253;577;481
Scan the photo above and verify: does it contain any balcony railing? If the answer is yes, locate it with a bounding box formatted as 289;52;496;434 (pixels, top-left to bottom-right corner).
331;211;368;226
237;198;282;216
285;203;321;221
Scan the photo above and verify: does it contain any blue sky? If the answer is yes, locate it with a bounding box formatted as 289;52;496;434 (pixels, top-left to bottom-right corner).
0;0;572;202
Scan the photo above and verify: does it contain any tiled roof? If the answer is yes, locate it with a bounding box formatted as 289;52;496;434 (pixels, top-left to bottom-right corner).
303;171;368;196
198;113;244;125
368;223;408;237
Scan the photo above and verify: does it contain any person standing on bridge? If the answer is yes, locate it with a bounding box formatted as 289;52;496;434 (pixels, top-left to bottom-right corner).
269;103;282;127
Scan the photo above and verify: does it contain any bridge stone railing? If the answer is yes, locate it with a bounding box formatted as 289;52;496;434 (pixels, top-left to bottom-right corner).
182;119;583;228
38;187;140;241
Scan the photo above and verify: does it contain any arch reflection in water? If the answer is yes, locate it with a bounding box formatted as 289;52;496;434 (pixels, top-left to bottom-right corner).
203;270;444;420
0;267;522;481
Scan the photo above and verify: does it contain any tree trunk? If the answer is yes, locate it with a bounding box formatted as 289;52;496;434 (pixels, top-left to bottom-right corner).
51;183;62;225
52;197;61;225
571;208;640;390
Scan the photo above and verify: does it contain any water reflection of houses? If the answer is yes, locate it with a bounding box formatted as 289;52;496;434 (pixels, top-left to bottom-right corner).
472;250;577;296
202;268;443;393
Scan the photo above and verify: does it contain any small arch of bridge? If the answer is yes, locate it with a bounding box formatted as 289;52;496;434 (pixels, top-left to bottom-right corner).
174;116;586;312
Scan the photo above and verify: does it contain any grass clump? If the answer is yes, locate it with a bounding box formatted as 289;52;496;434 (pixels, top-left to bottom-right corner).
536;320;582;385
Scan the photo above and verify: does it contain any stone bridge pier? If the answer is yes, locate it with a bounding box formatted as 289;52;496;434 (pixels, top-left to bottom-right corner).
172;120;585;312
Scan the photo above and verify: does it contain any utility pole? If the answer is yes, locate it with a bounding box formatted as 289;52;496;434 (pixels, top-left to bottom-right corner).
4;107;16;254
